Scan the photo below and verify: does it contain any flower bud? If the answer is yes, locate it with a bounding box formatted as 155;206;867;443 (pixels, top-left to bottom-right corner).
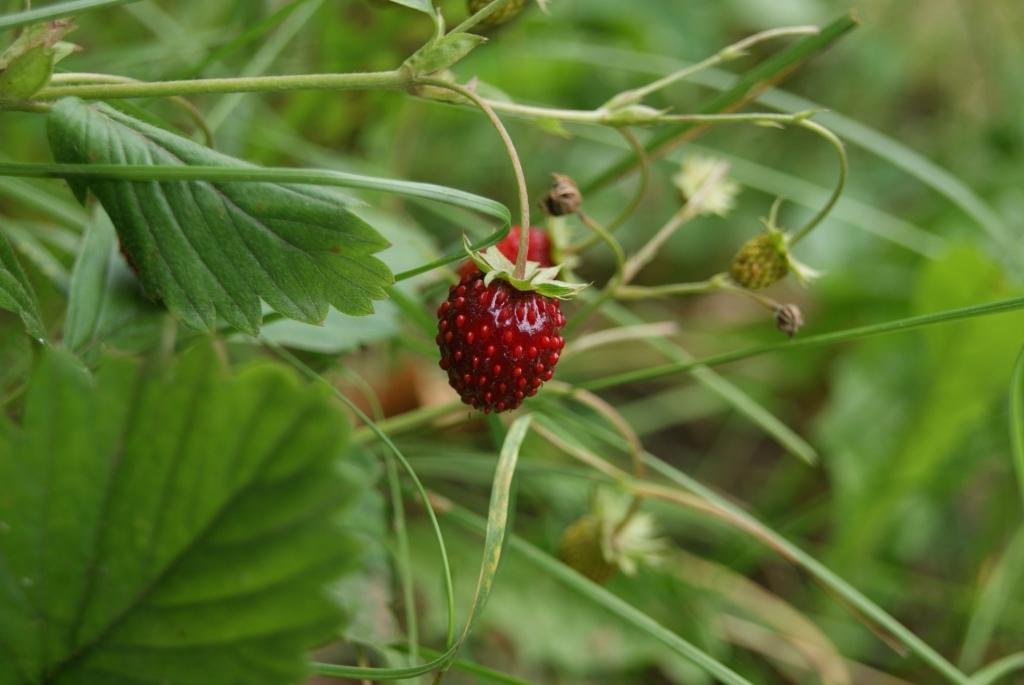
774;303;804;337
558;516;616;584
541;173;582;216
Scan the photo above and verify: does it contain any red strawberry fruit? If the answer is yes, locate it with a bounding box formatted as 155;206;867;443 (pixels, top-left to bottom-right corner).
437;273;566;412
458;225;553;280
438;238;585;413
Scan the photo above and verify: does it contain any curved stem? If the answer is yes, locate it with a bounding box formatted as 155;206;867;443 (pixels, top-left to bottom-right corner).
786;119;848;245
568;127;650;254
416;78;530;278
620;158;729;285
547;381;645;480
563;211;625;335
352;400;463;445
606;128;651;232
616;280;717;300
969;653;1024;685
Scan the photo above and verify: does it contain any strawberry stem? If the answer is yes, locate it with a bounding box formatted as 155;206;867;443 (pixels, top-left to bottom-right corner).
416;78;531;279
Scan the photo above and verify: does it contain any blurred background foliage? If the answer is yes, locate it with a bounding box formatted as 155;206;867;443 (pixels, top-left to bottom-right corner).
2;1;1023;683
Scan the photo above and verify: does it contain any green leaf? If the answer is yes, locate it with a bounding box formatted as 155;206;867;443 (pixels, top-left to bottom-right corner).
833;247;1024;557
383;0;435;15
47;97;393;334
0;342;358;685
0;20;77;100
406;32;486;75
0;230;46;340
61;207;164;357
63;206;118;352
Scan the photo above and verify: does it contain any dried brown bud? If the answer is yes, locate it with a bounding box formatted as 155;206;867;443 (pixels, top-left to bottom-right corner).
541;173;582;216
774;303;804;337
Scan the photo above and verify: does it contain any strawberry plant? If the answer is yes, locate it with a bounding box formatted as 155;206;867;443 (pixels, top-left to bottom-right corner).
1;1;1023;684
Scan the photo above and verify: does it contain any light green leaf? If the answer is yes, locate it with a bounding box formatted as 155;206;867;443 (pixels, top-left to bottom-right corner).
406;32;486;75
47;97;393;334
382;0;435;14
63;206;118;352
0;342;357;685
835;247;1024;557
60;206;164;357
0;230;45;340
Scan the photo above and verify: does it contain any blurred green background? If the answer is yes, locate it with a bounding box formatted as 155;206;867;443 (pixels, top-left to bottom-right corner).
2;1;1023;683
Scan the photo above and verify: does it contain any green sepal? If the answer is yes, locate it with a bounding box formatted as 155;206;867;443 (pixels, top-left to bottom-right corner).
0;19;78;100
405;32;486;75
758;217;823;286
462;235;587;299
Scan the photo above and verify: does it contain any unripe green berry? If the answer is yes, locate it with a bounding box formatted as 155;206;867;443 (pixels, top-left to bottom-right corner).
730;231;789;289
467;0;529;27
558;516;616;584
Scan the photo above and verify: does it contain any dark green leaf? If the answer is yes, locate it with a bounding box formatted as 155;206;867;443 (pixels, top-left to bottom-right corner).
47;97;393;334
0;342;358;684
0;230;45;340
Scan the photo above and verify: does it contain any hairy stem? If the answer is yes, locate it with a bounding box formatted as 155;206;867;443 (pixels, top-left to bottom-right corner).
34;69;412;100
602;25;821;110
415;78;531;279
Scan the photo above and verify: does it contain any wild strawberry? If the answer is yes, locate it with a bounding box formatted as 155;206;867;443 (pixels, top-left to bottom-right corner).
458;225;553;281
559;489;666;584
729;230;789;290
558;515;616;584
436;273;565;413
438;238;584;413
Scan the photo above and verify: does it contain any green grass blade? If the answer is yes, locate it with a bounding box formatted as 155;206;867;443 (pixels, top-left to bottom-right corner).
183;0;315;78
0;174;87;228
0;161;511;280
0;0;143;31
2;222;70;291
444;505;757;685
435;415;533;683
641;454;970;684
602;301;818;465
581;295;1024;391
205;0;324;132
958;528;1024;672
266;341;457;680
968;653;1024;685
415;647;537;685
1011;346;1024;510
269;345;534;682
